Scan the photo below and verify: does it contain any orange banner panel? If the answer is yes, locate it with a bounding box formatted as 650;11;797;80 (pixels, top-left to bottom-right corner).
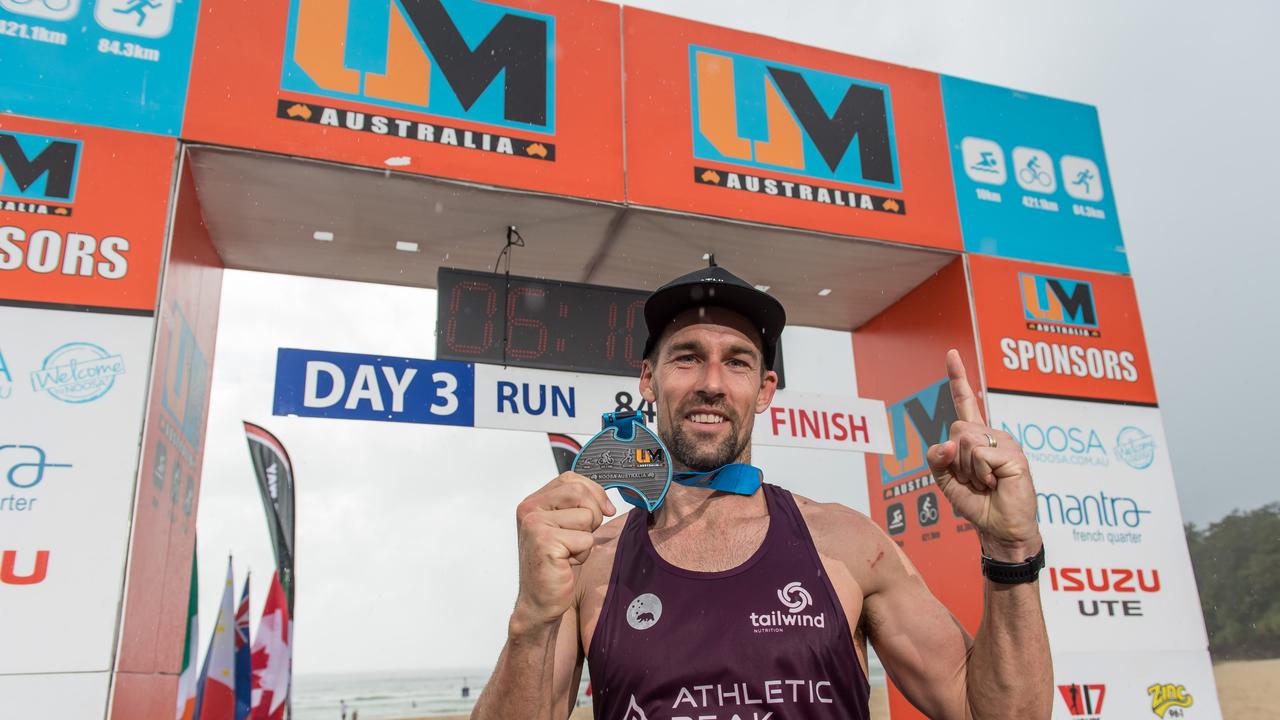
0;116;174;313
623;8;961;251
968;255;1157;405
182;0;624;202
853;259;982;720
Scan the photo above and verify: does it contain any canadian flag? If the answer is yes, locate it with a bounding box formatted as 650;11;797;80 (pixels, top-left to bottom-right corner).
250;572;292;720
197;559;237;720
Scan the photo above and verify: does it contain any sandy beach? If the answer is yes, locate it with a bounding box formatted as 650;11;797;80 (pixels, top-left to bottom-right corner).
1214;657;1280;719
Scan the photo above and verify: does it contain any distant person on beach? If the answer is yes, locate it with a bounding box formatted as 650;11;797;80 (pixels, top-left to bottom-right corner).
472;265;1052;719
340;699;347;720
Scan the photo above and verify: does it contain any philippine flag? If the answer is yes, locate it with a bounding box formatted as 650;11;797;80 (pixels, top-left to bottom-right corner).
250;572;292;720
197;558;237;720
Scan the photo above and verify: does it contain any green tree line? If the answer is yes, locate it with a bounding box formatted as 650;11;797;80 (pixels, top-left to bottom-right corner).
1185;502;1280;660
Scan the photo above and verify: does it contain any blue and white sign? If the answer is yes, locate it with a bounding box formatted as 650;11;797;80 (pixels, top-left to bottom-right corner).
941;76;1127;273
272;348;475;427
0;0;201;135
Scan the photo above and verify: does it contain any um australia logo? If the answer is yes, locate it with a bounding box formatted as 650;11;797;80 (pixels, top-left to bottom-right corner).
281;0;556;161
880;378;957;496
689;47;905;216
0;131;81;217
1020;273;1100;338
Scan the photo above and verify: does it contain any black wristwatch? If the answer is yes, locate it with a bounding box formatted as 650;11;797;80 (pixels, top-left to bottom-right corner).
981;544;1046;584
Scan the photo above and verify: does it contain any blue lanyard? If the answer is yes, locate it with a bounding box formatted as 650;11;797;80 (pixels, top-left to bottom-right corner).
672;463;763;496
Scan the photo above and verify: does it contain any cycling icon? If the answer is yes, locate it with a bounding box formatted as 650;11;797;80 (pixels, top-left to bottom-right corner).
917;492;939;528
1013;146;1057;194
0;0;80;21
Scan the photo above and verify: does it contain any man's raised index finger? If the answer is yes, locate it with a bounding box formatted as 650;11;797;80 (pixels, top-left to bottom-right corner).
945;349;985;424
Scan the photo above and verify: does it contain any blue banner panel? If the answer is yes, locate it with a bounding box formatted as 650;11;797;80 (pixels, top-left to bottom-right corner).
0;0;201;135
273;348;475;427
941;76;1127;273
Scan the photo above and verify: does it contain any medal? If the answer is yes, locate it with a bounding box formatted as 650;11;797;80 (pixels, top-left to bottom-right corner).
573;411;672;512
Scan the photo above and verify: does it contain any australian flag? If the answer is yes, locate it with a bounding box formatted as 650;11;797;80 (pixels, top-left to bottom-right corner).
235;574;252;720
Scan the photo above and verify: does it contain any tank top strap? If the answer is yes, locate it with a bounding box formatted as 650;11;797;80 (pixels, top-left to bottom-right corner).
763;483;851;626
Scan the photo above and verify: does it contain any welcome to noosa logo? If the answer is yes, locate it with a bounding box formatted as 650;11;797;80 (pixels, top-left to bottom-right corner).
689;46;906;215
280;0;557;161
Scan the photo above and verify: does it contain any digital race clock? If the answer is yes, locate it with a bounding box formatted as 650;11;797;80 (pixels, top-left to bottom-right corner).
436;268;785;382
436;268;652;376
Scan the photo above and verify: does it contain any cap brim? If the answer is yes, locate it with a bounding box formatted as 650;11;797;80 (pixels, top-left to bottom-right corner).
643;281;786;368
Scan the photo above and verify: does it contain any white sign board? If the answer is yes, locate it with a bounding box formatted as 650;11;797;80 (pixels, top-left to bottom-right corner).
472;364;889;453
987;392;1209;653
0;306;153;673
1050;649;1222;719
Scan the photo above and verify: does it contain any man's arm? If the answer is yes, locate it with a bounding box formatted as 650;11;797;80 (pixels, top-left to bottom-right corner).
862;350;1052;718
861;534;1051;720
470;474;615;720
470;602;583;720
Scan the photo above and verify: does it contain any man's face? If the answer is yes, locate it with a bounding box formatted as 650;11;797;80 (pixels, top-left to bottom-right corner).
639;307;779;472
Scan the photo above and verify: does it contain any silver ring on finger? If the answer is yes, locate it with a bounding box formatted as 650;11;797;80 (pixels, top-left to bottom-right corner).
984;432;997;448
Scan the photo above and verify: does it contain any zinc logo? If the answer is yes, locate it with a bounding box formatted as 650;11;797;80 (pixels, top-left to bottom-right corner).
1020;272;1100;336
283;0;555;134
689;46;900;190
880;378;956;484
0;131;82;216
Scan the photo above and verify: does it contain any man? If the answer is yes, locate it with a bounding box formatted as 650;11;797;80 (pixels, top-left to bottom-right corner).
473;266;1052;720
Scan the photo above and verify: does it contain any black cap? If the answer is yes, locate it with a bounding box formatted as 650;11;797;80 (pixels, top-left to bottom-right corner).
642;264;786;369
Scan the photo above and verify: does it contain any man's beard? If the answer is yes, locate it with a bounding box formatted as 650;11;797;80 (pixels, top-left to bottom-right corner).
661;408;749;472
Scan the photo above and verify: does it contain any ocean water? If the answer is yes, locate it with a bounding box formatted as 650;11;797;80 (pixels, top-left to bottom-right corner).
293;662;886;719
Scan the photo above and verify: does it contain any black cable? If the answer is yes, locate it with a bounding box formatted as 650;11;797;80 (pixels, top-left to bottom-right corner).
496;226;525;368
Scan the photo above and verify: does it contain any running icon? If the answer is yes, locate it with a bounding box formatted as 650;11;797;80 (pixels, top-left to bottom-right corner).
95;0;175;38
1061;155;1104;201
1013;147;1057;194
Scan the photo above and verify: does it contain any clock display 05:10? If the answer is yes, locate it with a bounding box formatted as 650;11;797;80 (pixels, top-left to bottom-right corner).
436;268;651;377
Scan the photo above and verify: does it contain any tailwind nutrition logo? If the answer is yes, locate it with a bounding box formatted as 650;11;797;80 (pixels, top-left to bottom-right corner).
280;0;556;161
30;342;125;403
0;131;82;216
1114;426;1156;470
1020;273;1099;337
751;581;824;631
689;46;905;215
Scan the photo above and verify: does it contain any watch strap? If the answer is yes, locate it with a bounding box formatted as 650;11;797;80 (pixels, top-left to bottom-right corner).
981;544;1046;585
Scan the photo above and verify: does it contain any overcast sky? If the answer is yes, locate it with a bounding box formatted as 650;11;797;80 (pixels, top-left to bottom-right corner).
194;0;1280;675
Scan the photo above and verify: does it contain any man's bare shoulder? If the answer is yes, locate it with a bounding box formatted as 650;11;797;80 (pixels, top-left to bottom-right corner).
790;493;901;580
791;493;884;544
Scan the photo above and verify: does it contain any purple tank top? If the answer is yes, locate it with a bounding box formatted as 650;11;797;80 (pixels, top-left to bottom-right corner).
587;484;870;720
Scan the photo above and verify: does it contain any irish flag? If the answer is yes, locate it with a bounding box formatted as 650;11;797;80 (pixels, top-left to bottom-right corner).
250;572;291;720
197;558;237;720
175;547;199;720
